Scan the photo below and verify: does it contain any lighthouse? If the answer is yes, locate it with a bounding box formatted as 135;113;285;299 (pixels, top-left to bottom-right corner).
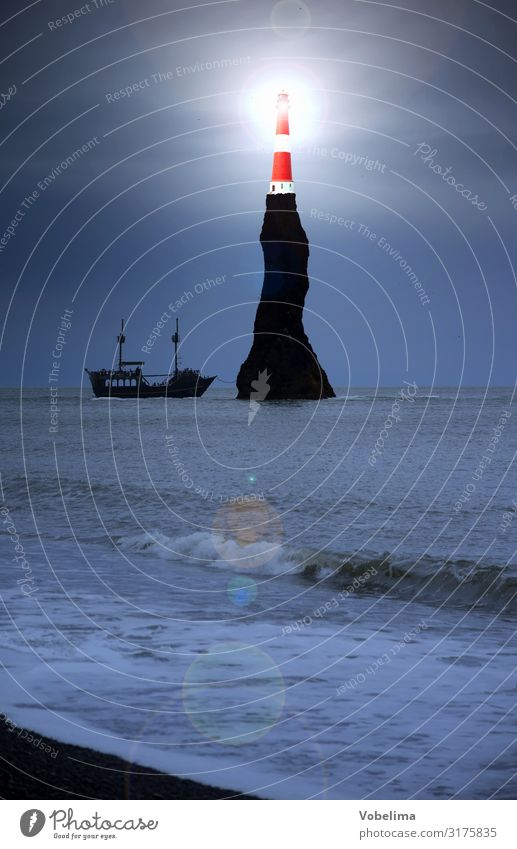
236;91;335;399
269;91;294;194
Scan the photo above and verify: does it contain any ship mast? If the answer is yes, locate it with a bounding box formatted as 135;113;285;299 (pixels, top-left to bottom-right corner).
172;318;179;378
117;319;125;371
116;318;145;371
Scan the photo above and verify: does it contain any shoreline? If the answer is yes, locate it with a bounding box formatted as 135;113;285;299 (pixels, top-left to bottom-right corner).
0;722;258;800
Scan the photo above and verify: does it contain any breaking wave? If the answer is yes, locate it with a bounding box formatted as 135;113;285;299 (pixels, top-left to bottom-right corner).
116;530;517;613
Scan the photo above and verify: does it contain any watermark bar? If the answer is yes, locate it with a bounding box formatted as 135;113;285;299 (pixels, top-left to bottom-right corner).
2;800;514;846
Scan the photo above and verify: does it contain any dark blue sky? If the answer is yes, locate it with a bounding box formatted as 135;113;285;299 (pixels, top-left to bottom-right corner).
1;0;516;386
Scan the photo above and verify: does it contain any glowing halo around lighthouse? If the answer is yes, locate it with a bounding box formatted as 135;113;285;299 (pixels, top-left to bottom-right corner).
244;68;323;146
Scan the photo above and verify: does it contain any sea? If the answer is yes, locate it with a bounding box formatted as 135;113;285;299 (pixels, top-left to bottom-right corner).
0;386;515;799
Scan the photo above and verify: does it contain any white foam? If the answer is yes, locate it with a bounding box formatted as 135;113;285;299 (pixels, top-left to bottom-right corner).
119;529;303;576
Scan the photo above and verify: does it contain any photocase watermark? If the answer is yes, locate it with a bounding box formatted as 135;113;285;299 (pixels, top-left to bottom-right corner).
376;236;430;306
257;142;387;173
164;431;264;504
105;57;251;103
453;409;511;513
281;563;378;635
304;144;387;173
0;138;100;254
368;381;418;466
22;807;159;837
165;432;197;492
20;810;46;837
49;808;158;834
499;498;517;534
48;0;115;31
413;142;488;212
1;713;59;758
309;212;430;306
0;505;37;597
142;274;226;354
49;309;73;434
0;191;37;253
309;207;356;231
248;369;271;425
0;83;16;112
336;620;428;695
357;223;430;306
37;138;101;193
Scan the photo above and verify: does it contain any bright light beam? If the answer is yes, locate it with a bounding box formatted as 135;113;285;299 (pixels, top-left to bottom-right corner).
242;65;326;147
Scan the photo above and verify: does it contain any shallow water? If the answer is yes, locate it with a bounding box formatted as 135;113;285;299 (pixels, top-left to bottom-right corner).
0;386;515;798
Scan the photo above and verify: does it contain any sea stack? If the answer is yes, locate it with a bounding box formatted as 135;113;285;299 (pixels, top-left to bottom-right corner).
236;91;335;400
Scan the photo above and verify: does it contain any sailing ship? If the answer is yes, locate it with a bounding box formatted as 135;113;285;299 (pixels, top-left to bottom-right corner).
85;319;216;398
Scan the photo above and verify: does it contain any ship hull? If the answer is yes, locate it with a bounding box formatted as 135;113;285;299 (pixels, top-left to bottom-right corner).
86;373;215;399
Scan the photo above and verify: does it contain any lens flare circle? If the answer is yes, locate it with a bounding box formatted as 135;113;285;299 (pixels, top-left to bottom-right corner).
211;499;283;570
271;0;312;39
228;575;258;606
183;641;285;745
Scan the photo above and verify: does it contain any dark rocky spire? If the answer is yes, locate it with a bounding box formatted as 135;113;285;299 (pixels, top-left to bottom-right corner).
236;192;335;400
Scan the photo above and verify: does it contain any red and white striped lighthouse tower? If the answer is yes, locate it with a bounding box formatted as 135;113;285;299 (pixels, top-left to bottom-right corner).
269;91;294;194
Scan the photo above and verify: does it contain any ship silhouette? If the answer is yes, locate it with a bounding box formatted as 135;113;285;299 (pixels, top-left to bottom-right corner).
85;319;216;398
